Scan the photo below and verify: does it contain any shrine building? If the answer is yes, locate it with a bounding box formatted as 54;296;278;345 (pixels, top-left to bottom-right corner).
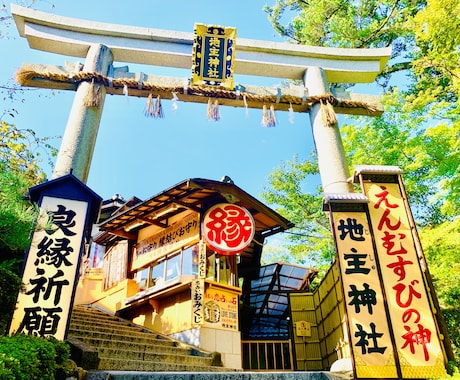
76;177;318;370
74;174;450;378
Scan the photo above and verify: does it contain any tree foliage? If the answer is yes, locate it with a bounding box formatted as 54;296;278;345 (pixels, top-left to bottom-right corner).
420;218;460;361
262;0;460;258
262;0;460;363
261;155;334;270
0;122;59;332
0;0;58;342
0;1;58;265
0;122;56;262
0;334;71;380
264;0;419;48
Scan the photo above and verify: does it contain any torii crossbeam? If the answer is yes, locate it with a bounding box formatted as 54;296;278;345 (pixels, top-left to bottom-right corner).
11;4;391;193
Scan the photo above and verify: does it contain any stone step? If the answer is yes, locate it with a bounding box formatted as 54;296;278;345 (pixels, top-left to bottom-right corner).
97;357;228;372
68;327;179;347
69;305;225;372
68;336;192;356
71;305;118;318
69;317;145;332
70;313;144;331
85;371;344;380
96;347;214;366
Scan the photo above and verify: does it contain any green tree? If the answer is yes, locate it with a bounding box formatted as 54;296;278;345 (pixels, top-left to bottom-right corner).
0;121;55;334
0;122;54;262
1;1;57;266
261;155;334;271
262;0;460;364
0;0;58;339
262;0;460;270
420;218;460;362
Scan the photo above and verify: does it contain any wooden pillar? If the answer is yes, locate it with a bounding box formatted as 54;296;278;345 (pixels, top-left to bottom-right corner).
52;44;113;182
304;67;353;194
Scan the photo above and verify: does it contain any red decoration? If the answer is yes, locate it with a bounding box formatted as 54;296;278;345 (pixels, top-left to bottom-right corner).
202;203;255;255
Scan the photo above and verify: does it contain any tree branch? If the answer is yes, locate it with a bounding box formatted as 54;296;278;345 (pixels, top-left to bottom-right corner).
358;0;401;48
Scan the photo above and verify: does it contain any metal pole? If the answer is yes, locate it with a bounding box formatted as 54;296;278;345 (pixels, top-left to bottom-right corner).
304;67;353;194
52;44;113;182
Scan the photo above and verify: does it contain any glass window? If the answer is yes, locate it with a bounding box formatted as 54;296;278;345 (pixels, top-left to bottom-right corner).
151;260;165;287
165;252;181;282
206;252;216;280
136;267;150;291
135;242;241;294
203;248;237;286
182;244;198;276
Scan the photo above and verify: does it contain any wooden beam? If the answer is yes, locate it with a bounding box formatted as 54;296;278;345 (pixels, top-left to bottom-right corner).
108;230;136;241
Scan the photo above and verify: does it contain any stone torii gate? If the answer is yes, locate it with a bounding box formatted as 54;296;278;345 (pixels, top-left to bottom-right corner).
11;4;391;194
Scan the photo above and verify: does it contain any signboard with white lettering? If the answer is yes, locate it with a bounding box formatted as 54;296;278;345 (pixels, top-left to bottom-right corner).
9;174;101;340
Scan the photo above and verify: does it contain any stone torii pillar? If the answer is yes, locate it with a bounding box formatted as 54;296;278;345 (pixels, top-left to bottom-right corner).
305;67;353;194
53;44;113;182
11;4;391;193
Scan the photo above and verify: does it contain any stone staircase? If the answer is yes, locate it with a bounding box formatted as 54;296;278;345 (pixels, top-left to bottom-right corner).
68;304;230;372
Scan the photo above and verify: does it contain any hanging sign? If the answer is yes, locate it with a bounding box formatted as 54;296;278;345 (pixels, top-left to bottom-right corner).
191;279;205;325
191;23;236;89
133;212;199;270
201;203;255;255
296;321;312;337
197;241;207;279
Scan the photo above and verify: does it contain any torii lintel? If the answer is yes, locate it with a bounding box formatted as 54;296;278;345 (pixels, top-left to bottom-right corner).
11;4;391;193
12;4;391;84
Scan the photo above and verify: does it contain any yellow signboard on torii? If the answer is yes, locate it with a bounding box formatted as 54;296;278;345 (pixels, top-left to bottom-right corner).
191;23;236;89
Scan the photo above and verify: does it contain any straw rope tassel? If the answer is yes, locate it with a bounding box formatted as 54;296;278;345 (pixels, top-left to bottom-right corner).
207;98;213;120
243;94;249;119
154;95;164;118
212;99;220;121
320;99;338;127
122;84;129;101
145;93;155;117
261;105;269;127
171;93;179;112
84;78;101;107
207;98;220;121
269;104;277;127
288;103;295;124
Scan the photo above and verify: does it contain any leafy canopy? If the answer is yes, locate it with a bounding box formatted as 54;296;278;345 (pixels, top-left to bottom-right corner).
262;0;460;255
262;0;460;364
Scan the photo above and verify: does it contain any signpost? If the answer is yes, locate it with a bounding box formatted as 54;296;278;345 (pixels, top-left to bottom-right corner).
9;174;101;340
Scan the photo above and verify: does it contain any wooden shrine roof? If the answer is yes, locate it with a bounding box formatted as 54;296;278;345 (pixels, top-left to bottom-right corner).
98;177;293;242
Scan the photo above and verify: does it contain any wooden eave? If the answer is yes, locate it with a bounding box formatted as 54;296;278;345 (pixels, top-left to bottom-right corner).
98;178;293;242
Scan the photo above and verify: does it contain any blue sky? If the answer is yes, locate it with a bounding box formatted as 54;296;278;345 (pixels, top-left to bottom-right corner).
2;0;319;203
